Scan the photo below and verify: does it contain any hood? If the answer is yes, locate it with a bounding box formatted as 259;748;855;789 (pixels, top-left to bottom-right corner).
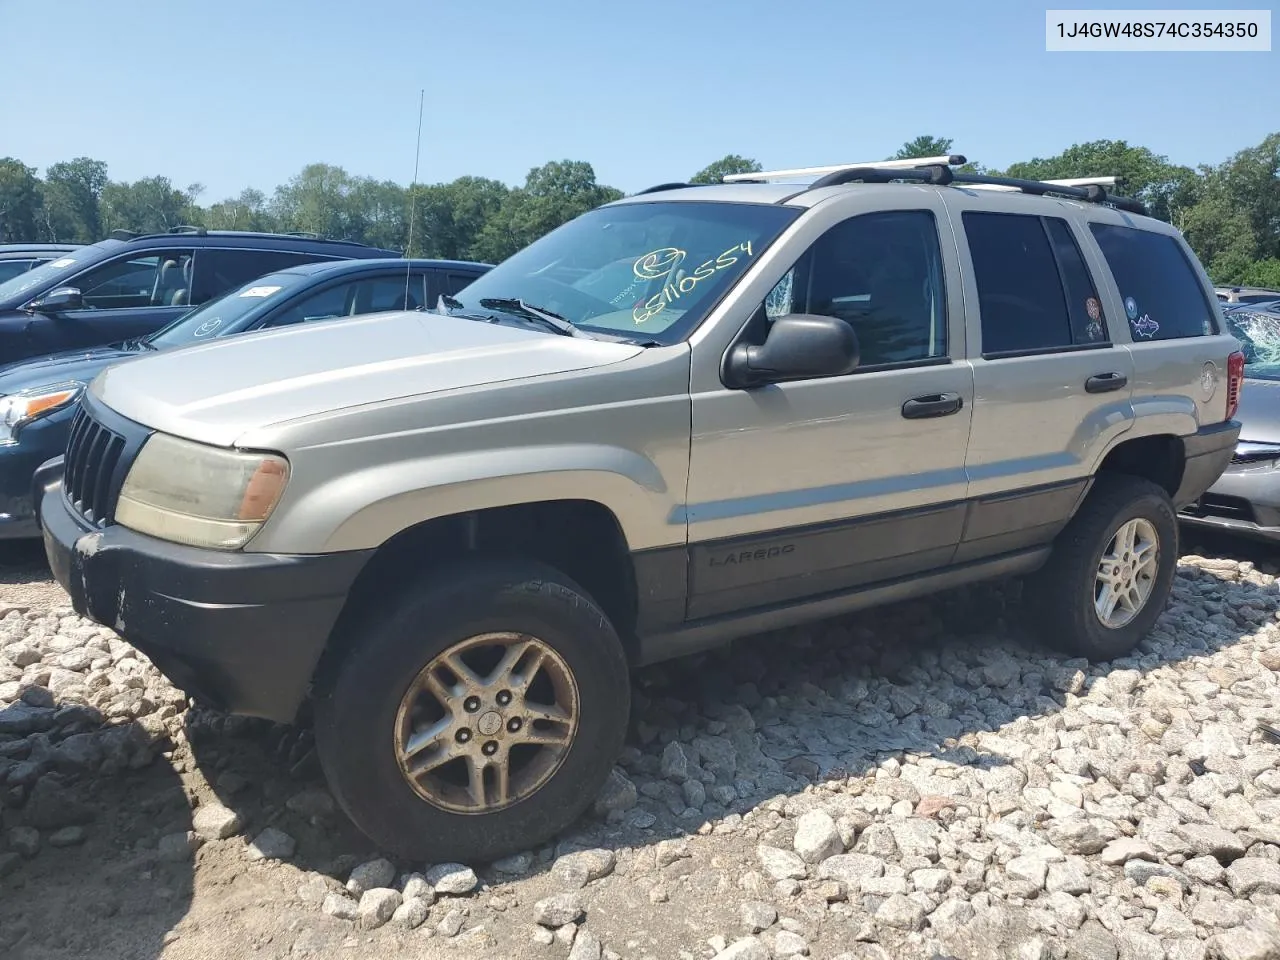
0;344;137;397
94;310;644;447
1235;377;1280;445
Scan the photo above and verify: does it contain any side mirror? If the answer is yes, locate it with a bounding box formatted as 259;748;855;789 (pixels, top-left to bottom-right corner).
28;286;83;314
725;313;859;388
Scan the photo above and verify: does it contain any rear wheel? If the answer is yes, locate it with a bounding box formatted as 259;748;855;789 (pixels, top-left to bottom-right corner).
312;559;631;862
1026;474;1178;661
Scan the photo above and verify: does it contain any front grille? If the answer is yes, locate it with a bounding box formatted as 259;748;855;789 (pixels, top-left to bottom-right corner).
63;404;127;526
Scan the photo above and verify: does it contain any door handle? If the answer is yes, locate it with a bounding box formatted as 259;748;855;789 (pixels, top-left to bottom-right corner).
1085;372;1128;393
901;393;964;419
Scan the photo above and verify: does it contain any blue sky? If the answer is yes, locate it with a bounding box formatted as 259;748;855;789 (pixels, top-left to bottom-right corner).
2;0;1275;200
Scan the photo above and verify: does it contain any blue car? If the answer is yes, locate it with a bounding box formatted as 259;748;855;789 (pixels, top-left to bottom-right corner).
0;256;491;539
0;228;403;367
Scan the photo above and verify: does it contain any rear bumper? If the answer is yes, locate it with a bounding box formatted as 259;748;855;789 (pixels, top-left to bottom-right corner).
41;474;373;724
1171;419;1242;509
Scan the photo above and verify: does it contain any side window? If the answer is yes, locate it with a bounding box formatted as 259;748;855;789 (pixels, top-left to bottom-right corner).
266;282;356;328
1089;223;1217;340
192;249;330;305
444;272;479;296
0;260;37;284
964;212;1095;356
361;275;426;312
76;250;196;309
1045;218;1108;344
758;210;948;368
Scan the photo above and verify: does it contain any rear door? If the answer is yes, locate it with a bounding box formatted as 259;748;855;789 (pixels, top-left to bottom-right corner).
948;199;1136;563
1083;219;1232;433
191;249;338;306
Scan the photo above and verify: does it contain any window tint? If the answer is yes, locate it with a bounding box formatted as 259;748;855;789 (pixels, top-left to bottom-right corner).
76;251;196;309
192;249;329;305
1044;218;1108;344
268;282;355;327
760;210;947;367
964;213;1075;355
363;274;426;312
1089;223;1216;340
444;272;479;296
0;260;38;284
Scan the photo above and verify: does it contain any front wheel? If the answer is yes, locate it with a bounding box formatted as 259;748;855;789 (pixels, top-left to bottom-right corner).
1026;474;1179;661
312;559;631;862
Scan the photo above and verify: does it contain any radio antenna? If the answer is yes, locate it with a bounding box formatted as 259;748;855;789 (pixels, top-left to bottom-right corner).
404;87;425;308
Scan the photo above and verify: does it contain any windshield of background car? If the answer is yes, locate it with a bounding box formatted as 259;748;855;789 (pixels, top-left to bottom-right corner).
444;201;800;343
146;271;310;348
1225;307;1280;381
0;241;119;306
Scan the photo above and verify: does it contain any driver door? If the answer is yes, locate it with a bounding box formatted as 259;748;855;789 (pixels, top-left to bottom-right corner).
28;250;196;354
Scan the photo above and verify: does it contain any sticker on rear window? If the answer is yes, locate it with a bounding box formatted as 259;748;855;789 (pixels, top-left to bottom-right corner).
240;285;282;298
1124;296;1138;320
1085;297;1101;322
1131;313;1159;338
49;258;76;268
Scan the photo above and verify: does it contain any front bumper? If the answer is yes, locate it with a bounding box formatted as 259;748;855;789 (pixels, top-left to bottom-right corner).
41;476;373;723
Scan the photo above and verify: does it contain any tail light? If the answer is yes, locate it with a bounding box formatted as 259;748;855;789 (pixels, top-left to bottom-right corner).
1226;350;1245;420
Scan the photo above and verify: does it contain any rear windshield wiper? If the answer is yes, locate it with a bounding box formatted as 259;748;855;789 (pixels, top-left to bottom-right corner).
478;298;597;340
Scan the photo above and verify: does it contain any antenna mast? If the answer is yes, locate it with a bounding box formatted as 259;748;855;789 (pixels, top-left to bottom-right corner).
405;88;425;305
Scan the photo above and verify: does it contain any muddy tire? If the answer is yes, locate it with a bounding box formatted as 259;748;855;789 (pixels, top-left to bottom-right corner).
1026;474;1179;662
312;558;631;862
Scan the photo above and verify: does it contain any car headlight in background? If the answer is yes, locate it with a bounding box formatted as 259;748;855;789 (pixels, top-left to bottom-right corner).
115;433;290;550
0;382;84;444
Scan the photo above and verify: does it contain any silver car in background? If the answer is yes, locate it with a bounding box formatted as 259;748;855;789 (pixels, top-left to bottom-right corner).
1182;301;1280;541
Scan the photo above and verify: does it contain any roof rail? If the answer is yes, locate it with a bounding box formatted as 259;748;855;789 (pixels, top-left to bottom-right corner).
167;224;208;236
963;176;1119;192
788;163;1147;216
108;229;139;241
285;231;322;239
723;155;967;183
635;182;700;195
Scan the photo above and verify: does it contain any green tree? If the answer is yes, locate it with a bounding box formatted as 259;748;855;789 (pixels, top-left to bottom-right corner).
0;158;42;242
690;154;762;184
474;160;621;262
270;163;367;241
100;176;203;235
40;157;108;242
205;188;277;232
1003;140;1193;223
408;176;509;259
891;136;955;160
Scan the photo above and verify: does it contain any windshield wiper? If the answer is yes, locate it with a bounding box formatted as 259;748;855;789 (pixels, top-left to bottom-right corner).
121;337;157;352
437;294;464;312
478;298;597;339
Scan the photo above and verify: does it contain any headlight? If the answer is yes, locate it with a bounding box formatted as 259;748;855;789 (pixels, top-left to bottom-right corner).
0;382;84;444
115;433;290;550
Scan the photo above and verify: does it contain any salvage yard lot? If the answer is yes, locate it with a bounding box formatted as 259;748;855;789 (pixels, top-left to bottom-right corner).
2;536;1280;960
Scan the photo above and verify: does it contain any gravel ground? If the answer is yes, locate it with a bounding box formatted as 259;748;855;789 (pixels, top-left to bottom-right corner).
2;533;1280;960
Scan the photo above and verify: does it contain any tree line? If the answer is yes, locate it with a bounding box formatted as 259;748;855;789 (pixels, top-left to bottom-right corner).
1;133;1277;287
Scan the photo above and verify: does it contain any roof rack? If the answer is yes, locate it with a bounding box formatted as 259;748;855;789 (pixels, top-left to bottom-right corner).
963;176;1118;192
168;224;208;236
108;229;139;241
722;155;967;183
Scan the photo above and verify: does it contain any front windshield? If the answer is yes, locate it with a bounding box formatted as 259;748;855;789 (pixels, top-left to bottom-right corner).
445;200;800;344
146;271;310;348
0;248;100;304
1225;307;1280;380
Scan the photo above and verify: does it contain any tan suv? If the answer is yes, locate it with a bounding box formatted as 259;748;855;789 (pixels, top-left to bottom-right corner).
40;155;1243;861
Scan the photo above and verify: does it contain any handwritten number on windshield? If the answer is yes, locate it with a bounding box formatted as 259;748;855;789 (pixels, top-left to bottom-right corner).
630;241;754;325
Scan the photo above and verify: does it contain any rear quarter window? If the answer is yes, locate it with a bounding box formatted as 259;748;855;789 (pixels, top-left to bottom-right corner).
1088;223;1217;341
